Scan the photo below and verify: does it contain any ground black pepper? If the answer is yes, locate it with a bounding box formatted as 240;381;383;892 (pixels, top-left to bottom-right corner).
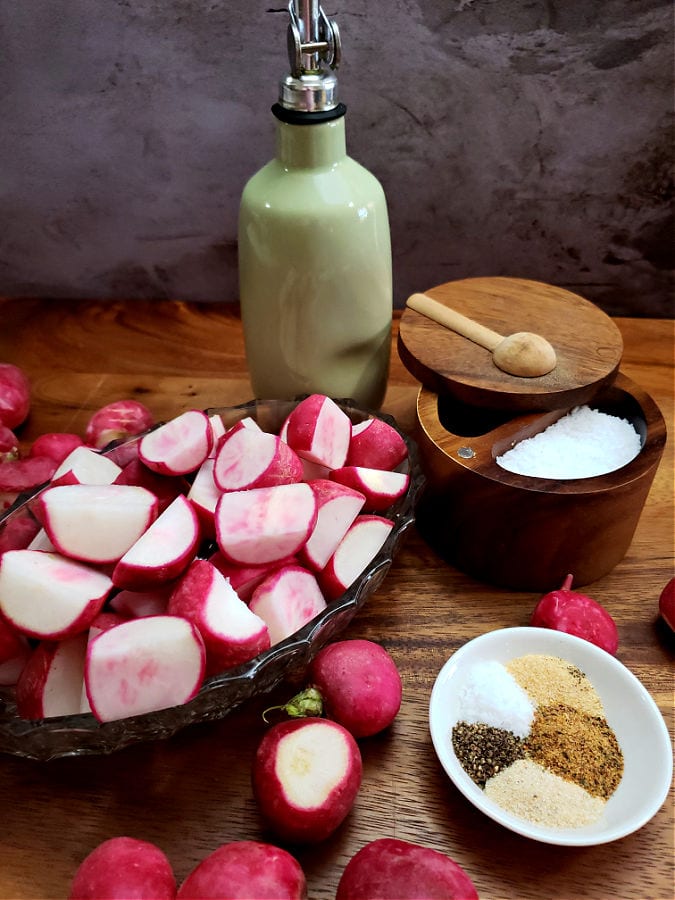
452;721;525;787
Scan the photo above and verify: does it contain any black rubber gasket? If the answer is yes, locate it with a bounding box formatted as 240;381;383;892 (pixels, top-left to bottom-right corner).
271;102;347;124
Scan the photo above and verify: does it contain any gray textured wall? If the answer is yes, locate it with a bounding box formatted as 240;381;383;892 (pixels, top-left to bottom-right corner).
0;1;672;316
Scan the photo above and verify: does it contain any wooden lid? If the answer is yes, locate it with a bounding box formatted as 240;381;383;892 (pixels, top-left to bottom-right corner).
397;276;624;412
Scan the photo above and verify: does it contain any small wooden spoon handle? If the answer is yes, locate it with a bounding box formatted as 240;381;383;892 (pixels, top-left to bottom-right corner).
406;293;504;352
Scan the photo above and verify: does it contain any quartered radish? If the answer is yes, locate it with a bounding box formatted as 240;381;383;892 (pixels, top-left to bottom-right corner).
139;409;213;476
51;445;122;486
346;417;408;470
283;394;352;469
252;718;362;843
208;550;297;602
38;483;159;564
249;565;326;646
215;482;317;566
79;612;129;714
319;515;394;601
109;585;172;619
84;615;206;722
298;479;366;572
330;466;410;511
186;457;220;538
167;559;270;675
114;457;188;514
16;632;88;719
0;550;112;640
112;494;201;590
69;836;176;900
213;426;303;492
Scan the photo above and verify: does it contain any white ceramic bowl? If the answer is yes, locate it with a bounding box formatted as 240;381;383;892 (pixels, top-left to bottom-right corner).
429;627;673;846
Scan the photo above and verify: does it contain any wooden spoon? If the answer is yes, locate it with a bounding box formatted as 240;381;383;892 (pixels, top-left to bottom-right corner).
406;293;557;378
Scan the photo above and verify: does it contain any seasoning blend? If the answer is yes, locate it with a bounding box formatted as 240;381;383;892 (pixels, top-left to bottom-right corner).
238;1;392;410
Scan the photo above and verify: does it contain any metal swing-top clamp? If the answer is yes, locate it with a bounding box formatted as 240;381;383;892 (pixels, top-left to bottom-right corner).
276;0;344;117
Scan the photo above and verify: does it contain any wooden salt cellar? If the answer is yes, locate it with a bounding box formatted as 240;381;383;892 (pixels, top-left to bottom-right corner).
398;277;667;590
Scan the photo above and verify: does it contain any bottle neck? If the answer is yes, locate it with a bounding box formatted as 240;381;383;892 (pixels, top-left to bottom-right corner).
275;117;347;169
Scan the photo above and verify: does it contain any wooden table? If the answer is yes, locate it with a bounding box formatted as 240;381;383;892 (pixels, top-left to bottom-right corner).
0;298;672;900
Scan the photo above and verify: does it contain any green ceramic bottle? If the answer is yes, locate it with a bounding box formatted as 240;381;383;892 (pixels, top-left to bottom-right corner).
238;1;392;410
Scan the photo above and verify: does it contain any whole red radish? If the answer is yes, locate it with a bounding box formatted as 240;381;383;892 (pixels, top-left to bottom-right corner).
530;573;619;654
28;432;84;464
0;424;19;461
0;363;30;430
336;838;478;900
69;836;176;899
177;840;306;899
85;399;155;449
308;638;402;738
658;576;675;633
252;718;362;843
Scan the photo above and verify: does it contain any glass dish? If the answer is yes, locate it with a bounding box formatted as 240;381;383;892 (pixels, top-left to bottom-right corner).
0;398;424;760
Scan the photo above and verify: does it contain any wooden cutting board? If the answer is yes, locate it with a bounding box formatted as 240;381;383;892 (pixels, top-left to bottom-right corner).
397;276;624;412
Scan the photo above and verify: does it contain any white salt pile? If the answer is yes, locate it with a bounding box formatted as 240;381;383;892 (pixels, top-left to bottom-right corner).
496;405;641;480
454;660;535;738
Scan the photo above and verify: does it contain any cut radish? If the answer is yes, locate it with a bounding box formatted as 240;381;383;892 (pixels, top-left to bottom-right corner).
208;551;297;602
0;549;112;640
168;559;270;675
84;615;206;722
109;585;172;619
186;457;220;538
249;565;326;645
79;612;130;713
139;409;213;476
298;479;366;572
319;515;394;601
38;483;159;564
284;395;352;468
0;513;42;553
51;446;122;486
0;615;31;686
330;466;410;511
213;426;303;492
215;482;317;566
16;632;88;719
0;455;58;493
27;528;56;552
114;457;188;514
111;494;201;590
346;418;408;470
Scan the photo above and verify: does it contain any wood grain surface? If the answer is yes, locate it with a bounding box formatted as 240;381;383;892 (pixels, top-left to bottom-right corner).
0;297;672;900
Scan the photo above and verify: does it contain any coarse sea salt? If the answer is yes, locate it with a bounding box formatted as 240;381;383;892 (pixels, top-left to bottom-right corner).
454;660;534;738
496;405;641;480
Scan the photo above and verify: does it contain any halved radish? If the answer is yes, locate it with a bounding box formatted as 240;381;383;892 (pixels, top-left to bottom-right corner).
51;446;122;486
213;427;303;492
208;551;297;602
84;615;206;722
298;480;366;572
319;515;394;601
346;418;408;470
215;482;317;566
249;565;326;646
330;466;410;511
0;549;112;639
167;559;270;675
38;484;159;564
139;409;213;476
111;494;201;590
16;632;88;719
284;395;352;469
187;457;220;538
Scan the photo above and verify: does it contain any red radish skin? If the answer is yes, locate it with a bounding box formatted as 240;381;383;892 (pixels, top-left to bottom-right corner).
0;363;30;430
336;838;479;900
0;424;19;461
531;574;620;654
111;494;201;590
252;718;362;843
51;446;123;486
0;549;112;640
309;639;402;738
0;513;42;553
346;418;409;470
85;399;155;450
187;457;220;538
168;559;270;675
284;395;352;469
658;577;675;633
0;455;58;493
38;483;159;565
298;480;366;572
319;515;394;601
213;427;303;492
16;632;88;719
85;615;206;722
215;482;317;567
28;433;85;464
330;466;410;512
208;550;297;602
114;457;189;514
68;836;176;900
249;565;327;646
139;409;213;476
177;840;307;900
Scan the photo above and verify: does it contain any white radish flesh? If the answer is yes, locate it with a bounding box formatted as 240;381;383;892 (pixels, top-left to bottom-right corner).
298;479;366;571
213;427;303;492
139;409;213;476
330;466;410;511
51;446;122;486
16;632;88;719
284;395;352;469
249;565;326;645
319;515;394;601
